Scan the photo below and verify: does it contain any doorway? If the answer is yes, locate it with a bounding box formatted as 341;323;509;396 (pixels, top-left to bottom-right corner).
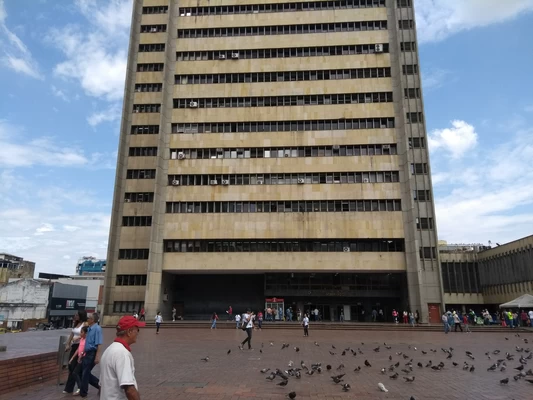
427;303;441;324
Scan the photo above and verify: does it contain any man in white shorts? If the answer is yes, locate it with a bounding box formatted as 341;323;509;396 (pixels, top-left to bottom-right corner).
100;315;145;399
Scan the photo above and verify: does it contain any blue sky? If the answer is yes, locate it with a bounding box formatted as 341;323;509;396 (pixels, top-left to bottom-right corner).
1;0;532;276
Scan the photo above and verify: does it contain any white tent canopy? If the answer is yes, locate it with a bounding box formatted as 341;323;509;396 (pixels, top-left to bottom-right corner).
499;294;533;309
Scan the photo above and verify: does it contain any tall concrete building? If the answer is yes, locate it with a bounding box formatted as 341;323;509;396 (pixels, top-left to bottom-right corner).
103;0;443;324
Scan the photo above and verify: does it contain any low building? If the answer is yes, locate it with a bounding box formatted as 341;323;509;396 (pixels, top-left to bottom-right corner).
57;276;104;314
47;282;87;328
0;279;51;330
0;253;35;284
76;256;106;276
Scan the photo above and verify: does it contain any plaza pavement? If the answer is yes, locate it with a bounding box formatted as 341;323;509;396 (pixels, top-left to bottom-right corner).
1;326;532;399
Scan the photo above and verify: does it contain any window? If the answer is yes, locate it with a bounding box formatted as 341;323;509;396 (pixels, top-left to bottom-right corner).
124;192;154;203
419;246;436;259
134;84;163;93
116;275;147;286
131;125;159;135
414;190;431;201
416;217;434;230
122;216;153;226
399;20;414;30
174;92;393;109
175;67;391;85
411;163;428;174
164;239;404;253
172;118;395;134
118;249;150;259
137;63;164;72
139;43;165;52
129;147;158;156
176;43;390;62
141;24;167;33
113;301;145;313
406;112;423;123
126;169;156;179
404;88;420;98
133;104;161;113
408;137;425;148
402;64;418;75
400;42;416;52
166;199;401;213
178;20;387;38
142;6;168;14
397;0;412;7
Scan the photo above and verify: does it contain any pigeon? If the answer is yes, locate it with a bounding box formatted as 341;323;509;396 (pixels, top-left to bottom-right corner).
329;351;336;356
277;380;288;387
326;365;332;371
332;376;343;384
282;343;289;350
417;362;423;368
288;392;296;399
500;378;509;385
374;347;380;352
487;364;497;371
425;361;432;368
300;361;308;370
336;364;345;371
396;352;403;356
493;350;501;354
331;373;345;380
354;366;361;372
295;371;301;378
364;360;371;367
390;372;399;379
358;348;363;355
515;365;525;371
266;373;276;381
378;383;389;392
505;337;509;341
421;350;427;355
385;345;392;350
306;369;314;376
404;376;415;382
526;369;533;376
294;347;300;352
201;357;209;362
401;369;411;374
332;345;336;349
342;383;351;392
525;379;533;384
469;365;475;373
314;342;319;346
381;368;386;374
270;342;274;346
452;362;458;367
394;362;400;367
260;349;263;354
446;353;452;359
403;354;410;360
341;351;346;356
430;349;437;353
389;355;393;361
260;368;270;373
514;375;521;381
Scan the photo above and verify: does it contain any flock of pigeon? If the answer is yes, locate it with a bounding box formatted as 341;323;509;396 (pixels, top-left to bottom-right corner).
200;333;533;398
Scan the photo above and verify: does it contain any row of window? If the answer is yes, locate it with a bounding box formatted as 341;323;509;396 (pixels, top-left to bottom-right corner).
399;20;414;30
416;217;434;230
119;249;150;259
176;44;390;61
113;301;144;314
179;0;386;17
139;43;165;52
403;64;418;75
441;262;481;294
166;199;402;214
170;144;397;160
135;83;162;93
131;125;159;135
137;63;164;72
397;0;412;6
133;104;160;113
175;67;391;85
141;24;166;33
129;147;158;157
115;275;147;286
122;216;152;227
164;239;405;253
172;118;395;134
420;246;437;260
142;6;168;14
414;190;431;201
174;92;393;109
407;112;424;124
401;42;416;52
126;169;156;179
177;21;388;39
411;163;428;175
125;192;154;203
405;88;421;98
409;137;425;148
168;171;400;186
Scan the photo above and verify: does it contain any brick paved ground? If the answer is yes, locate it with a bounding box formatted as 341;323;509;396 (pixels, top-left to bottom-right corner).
0;330;68;361
1;327;532;399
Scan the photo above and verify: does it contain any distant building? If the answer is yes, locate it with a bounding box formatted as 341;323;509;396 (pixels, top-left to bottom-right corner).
0;279;51;330
47;282;87;328
39;272;70;280
57;276;104;314
76;256;106;276
0;253;35;284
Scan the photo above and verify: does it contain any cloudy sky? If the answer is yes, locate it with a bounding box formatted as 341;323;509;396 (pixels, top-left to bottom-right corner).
1;0;533;276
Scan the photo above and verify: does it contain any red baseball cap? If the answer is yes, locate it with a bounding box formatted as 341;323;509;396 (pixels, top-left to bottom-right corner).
116;316;146;331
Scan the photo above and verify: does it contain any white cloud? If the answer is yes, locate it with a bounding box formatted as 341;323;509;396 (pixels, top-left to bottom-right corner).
51;85;70;102
416;0;533;43
428;120;478;159
34;223;55;236
87;104;121;127
0;0;43;79
422;68;451;91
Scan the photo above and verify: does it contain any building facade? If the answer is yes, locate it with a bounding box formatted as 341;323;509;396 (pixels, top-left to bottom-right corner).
0;279;51;330
76;256;106;276
103;0;443;324
0;253;35;284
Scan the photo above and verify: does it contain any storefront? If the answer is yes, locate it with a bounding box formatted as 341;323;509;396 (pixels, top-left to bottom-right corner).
47;282;87;328
265;297;284;321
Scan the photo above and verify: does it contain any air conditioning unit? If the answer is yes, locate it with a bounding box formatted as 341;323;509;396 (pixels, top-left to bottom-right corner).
284;153;289;158
382;144;390;149
231;53;239;59
257;180;264;185
171;180;180;186
363;178;369;183
343;247;350;252
218;54;226;60
297;178;305;184
151;27;157;32
209;180;218;185
221;179;229;185
188;101;198;108
134;109;139;113
177;152;185;160
375;44;384;53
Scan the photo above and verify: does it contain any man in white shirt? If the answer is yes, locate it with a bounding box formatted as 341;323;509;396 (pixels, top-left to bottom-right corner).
239;309;255;350
235;313;241;329
100;316;145;400
302;314;309;337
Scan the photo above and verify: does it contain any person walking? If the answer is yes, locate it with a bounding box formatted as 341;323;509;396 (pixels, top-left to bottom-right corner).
239;309;254;350
227;305;233;321
67;326;88;396
235;313;241;329
139;308;145;322
172;307;176;322
378;309;383;322
372;309;377;322
529;310;533;327
392;309;398;324
340;310;344;322
402;310;408;324
100;315;145;400
462;313;471;333
442;312;450;334
155;312;163;334
257;311;263;330
302;313;309;337
211;312;218;329
414;310;420;326
409;312;415;327
63;310;88;395
80;312;102;398
453;311;463;332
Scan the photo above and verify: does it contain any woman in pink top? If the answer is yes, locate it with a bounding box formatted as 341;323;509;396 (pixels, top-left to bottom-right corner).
67;326;88;395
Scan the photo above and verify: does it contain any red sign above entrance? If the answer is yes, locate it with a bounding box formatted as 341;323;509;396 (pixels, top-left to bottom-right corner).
265;298;284;302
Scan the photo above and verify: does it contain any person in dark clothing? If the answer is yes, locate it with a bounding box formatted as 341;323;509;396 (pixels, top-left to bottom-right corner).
239;310;255;350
